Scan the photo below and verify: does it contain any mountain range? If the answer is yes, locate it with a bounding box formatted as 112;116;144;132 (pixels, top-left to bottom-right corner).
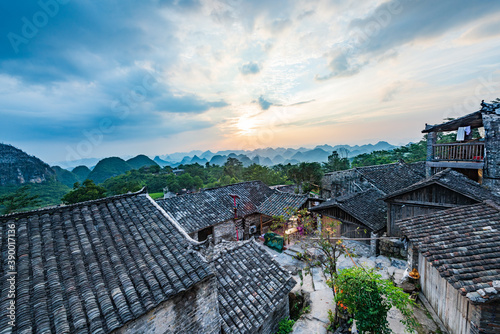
152;141;396;167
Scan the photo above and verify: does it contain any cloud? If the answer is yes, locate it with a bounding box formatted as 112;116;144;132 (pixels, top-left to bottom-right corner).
240;62;261;75
154;93;228;113
317;0;500;79
257;96;273;110
460;18;500;43
315;48;366;80
381;81;404;102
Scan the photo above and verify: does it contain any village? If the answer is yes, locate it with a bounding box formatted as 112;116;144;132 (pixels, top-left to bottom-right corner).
0;101;499;334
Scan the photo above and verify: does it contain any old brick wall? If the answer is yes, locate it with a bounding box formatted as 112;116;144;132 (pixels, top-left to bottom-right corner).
214;219;236;243
482;113;500;194
113;276;220;334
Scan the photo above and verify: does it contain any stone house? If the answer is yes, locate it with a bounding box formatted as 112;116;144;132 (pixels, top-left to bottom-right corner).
382;168;496;237
157;181;308;243
211;240;296;334
397;200;500;334
0;189;297;334
0;189;220;334
422;101;500;193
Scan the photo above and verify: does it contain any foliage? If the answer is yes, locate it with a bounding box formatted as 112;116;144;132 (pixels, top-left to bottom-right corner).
275;317;295;334
323;150;350;172
287;162;323;194
335;267;417;334
53;166;80;188
72;165;91;182
87;157;134;184
148;192;164;200
61;179;107;204
0;185;41;214
223;157;244;179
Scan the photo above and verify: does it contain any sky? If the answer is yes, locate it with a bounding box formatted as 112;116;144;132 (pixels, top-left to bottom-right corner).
1;0;500;165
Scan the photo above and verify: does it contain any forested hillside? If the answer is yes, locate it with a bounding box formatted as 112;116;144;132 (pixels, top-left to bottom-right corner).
0;143;55;186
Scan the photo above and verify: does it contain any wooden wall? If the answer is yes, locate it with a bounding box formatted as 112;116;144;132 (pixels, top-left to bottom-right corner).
419;252;474;334
319;207;372;244
387;184;479;237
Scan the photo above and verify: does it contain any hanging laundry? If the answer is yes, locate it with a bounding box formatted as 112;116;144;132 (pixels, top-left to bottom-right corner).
478;127;486;138
464;126;471;135
456;127;466;141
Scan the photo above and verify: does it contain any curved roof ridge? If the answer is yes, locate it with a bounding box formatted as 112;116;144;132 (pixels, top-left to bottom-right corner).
0;187;148;220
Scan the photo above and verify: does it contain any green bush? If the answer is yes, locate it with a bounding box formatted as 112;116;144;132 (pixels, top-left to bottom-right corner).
275;317;295;334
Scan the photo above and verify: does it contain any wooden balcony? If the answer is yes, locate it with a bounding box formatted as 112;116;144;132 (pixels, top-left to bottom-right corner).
427;142;484;169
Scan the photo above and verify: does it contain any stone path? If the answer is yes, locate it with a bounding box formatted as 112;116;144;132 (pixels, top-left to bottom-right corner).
260;239;444;334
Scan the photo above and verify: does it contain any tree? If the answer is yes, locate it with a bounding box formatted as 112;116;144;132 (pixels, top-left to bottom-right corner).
0;185;41;214
323;150;350;172
61;179;107;204
288;162;323;194
334;266;417;334
223;157;243;180
294;212;352;296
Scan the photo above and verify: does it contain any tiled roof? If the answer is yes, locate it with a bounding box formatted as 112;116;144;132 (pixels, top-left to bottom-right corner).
311;188;387;231
382;168;496;202
397;201;500;303
157;181;307;233
354;162;426;195
258;192;308;218
0;190;213;334
212;240;296;334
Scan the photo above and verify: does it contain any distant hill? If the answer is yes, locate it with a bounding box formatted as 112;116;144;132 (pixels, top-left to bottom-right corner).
153;156;171;167
62;141;400;169
52;166;79;188
210;155;228;166
87;157;133;184
72;165;91;182
0;143;56;186
291;148;330;162
126;155;158;169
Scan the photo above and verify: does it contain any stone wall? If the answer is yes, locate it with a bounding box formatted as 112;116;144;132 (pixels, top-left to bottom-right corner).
213;220;236;243
113;276;220;334
257;297;290;334
482;113;500;195
379;237;407;259
474;301;500;334
321;169;374;199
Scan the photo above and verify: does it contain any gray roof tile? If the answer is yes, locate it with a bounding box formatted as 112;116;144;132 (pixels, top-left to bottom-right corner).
212;241;296;334
397;200;500;303
157;181;307;233
383;168;496;201
311;188;387;231
0;190;213;334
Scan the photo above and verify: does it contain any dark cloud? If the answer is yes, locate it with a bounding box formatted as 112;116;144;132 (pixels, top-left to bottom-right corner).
154;93;228;113
240;62;260;75
318;0;500;80
350;0;500;55
0;1;178;84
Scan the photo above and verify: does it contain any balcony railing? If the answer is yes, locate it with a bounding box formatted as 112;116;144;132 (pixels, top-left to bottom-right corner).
432;142;485;162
